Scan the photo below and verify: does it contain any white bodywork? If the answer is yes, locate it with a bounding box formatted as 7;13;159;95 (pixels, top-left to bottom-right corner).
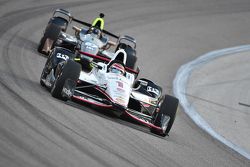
78;49;134;107
78;30;115;58
79;33;104;55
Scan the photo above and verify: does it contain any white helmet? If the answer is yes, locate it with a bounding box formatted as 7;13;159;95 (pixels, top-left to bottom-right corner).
109;63;125;75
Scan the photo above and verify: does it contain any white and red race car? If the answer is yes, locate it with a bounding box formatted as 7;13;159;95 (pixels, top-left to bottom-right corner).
40;48;179;136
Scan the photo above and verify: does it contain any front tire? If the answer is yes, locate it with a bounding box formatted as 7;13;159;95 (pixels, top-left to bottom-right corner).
151;95;179;136
51;60;81;100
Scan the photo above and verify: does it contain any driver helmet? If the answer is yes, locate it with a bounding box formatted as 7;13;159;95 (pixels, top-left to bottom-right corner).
109;63;125;75
89;27;101;38
92;13;105;30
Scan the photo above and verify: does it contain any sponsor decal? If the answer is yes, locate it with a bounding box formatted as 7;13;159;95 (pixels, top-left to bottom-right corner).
117;81;123;88
43;78;52;87
147;86;159;95
62;87;73;97
56;53;69;60
85;42;97;51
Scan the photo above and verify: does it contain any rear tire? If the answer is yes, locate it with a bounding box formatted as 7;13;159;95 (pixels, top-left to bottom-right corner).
116;43;137;69
37;36;47;54
37;24;61;54
51;60;81;100
48;17;68;32
151;95;179;136
125;47;137;69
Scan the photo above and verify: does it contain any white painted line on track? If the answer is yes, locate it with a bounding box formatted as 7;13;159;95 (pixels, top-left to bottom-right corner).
173;45;250;160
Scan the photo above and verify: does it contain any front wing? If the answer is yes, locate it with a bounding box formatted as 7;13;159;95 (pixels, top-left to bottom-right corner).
69;88;164;133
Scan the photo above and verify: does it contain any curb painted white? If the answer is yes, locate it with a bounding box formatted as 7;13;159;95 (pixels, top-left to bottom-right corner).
173;45;250;160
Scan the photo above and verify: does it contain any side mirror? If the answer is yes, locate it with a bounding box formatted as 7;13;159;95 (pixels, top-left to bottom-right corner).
134;66;140;79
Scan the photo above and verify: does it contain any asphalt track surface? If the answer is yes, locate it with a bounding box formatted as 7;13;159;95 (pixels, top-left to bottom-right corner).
0;0;250;166
174;46;250;160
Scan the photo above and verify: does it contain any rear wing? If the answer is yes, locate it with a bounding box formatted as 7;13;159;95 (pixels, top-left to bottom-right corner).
78;50;139;74
53;9;136;48
51;9;119;39
72;17;119;39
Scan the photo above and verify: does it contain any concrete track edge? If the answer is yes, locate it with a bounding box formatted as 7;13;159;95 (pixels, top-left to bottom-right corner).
173;45;250;160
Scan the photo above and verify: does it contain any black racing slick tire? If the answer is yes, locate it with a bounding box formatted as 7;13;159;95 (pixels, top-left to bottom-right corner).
51;60;81;100
151;95;179;136
37;24;61;54
126;56;137;69
48;17;69;32
37;36;47;54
